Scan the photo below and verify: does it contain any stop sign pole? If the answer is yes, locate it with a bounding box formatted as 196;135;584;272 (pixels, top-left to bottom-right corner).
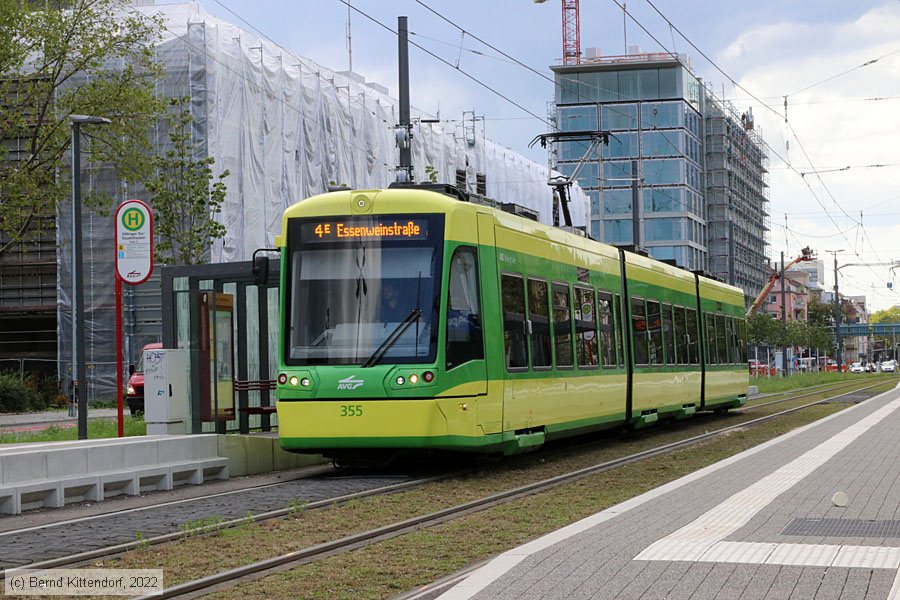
114;200;153;437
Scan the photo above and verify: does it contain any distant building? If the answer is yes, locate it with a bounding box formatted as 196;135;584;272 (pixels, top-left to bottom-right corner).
550;48;770;303
843;295;869;361
787;259;825;291
764;270;808;322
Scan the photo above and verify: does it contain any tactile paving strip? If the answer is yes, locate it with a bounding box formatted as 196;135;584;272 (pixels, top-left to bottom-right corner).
781;518;900;538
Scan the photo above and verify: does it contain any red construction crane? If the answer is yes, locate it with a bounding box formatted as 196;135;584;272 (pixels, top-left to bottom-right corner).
534;0;581;65
746;247;816;317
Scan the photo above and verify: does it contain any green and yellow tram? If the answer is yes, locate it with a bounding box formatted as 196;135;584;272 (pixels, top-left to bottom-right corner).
274;184;748;459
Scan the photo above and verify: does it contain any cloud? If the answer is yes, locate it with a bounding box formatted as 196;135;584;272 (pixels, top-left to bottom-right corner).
712;2;900;310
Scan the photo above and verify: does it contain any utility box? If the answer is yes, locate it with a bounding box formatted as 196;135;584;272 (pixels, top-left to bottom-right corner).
144;348;188;435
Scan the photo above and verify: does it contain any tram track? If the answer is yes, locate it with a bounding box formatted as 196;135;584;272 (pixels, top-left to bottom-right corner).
740;376;893;412
0;470;448;577
144;378;896;599
0;378;890;585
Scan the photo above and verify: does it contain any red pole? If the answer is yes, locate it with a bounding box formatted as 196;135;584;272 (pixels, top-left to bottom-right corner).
115;273;124;438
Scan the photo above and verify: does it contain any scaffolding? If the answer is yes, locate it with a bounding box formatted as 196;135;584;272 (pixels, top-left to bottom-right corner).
0;75;59;372
703;89;770;305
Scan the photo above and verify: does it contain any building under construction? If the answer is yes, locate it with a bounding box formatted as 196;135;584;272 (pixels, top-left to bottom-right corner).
703;95;770;300
0;3;588;399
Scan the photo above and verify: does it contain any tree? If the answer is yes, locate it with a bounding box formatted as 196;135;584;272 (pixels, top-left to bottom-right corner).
0;0;164;257
866;306;900;359
807;295;834;328
146;97;229;265
747;312;786;347
869;306;900;324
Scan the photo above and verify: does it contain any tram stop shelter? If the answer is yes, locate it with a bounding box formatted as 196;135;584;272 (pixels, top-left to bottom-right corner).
160;258;280;435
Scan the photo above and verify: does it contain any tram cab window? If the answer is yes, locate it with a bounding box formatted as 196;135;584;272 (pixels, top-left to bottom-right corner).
501;274;528;370
674;306;688;365
646;301;663;366
553;283;574;368
597;291;617;368
574;286;598;368
631;297;650;366
662;303;675;365
685;308;699;364
527;278;552;369
446;247;483;369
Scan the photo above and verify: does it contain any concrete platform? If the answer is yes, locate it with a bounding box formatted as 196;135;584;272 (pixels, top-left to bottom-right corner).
440;383;900;599
0;435;228;515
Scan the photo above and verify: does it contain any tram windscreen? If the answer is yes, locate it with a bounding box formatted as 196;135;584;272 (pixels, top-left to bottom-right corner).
285;215;443;366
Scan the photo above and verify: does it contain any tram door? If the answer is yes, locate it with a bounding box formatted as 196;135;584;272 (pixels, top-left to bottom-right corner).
473;213;501;434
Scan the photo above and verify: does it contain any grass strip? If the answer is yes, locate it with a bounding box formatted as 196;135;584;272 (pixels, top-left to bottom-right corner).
0;417;146;444
752;371;895;394
86;382;896;598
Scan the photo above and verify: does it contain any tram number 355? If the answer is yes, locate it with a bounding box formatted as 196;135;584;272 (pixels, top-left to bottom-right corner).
340;404;363;417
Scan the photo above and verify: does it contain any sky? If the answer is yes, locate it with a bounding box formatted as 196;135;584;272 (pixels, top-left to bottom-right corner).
160;0;900;311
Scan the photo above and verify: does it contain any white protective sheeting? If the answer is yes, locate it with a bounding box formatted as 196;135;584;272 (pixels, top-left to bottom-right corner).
143;3;587;262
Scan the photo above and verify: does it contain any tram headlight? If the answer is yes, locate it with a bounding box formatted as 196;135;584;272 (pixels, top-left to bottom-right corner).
409;374;419;384
277;373;288;385
300;377;311;387
423;371;434;383
396;376;405;385
289;376;299;386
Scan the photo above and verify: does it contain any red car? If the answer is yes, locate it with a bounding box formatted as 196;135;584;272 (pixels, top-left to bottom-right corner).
126;342;162;416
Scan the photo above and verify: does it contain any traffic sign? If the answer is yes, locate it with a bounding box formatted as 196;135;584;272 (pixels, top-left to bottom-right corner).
114;199;153;285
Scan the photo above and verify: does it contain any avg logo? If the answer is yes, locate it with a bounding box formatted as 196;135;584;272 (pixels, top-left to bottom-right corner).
121;208;145;231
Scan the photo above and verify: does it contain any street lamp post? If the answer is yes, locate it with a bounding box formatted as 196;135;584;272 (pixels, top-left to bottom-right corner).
70;114;111;440
826;249;845;371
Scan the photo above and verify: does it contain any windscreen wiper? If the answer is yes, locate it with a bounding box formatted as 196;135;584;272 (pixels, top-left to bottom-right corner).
361;308;422;368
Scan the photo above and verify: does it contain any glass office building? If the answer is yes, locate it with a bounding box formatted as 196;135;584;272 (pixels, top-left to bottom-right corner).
551;52;769;299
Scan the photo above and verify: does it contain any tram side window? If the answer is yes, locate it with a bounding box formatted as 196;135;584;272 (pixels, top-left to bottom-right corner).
614;294;625;367
716;314;728;365
646;300;663;366
705;313;717;365
662;303;675;365
631;297;650;366
446;247;483;369
738;318;748;363
501;274;528;370
686;308;699;364
528;278;552;369
597;291;617;368
733;317;744;364
575;286;599;368
674;306;688;365
553;283;574;368
725;317;737;364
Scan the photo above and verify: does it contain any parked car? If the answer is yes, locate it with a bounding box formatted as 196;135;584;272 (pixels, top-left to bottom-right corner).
126;342;162;416
849;362;866;374
881;360;897;373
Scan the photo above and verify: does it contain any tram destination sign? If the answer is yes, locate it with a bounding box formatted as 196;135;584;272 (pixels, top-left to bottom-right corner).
301;217;429;243
115;199;153;285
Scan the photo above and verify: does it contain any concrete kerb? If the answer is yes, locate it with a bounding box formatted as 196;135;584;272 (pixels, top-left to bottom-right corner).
0;434;230;515
215;434;324;477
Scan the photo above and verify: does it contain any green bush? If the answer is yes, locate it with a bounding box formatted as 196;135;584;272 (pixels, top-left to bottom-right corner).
0;372;40;413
